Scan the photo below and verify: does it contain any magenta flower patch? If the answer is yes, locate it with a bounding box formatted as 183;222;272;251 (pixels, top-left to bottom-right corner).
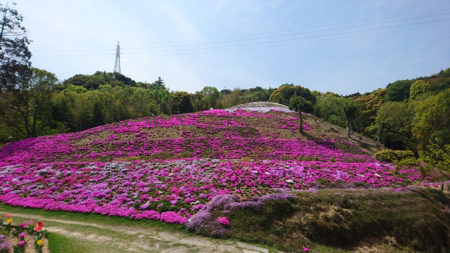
216;217;230;226
0;108;426;225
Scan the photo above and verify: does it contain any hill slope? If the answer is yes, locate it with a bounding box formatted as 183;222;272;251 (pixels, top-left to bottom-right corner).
0;103;422;220
0;102;382;164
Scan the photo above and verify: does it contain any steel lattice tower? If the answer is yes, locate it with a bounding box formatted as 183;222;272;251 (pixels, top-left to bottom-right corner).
113;41;121;73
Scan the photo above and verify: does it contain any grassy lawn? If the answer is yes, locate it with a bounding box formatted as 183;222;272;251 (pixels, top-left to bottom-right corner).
0;204;192;252
0;203;184;233
0;204;277;252
48;233;119;253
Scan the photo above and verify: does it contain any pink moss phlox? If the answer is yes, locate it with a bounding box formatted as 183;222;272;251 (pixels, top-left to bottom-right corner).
0;109;427;226
217;216;230;226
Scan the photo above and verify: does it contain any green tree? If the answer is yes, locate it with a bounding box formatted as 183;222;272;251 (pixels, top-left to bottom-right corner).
270;84;316;106
420;143;450;176
314;94;348;127
373;102;415;150
3;68;58;137
170;92;193;114
51;93;71;126
409;80;432;100
200;86;219;109
190;93;207;112
343;101;358;138
152;76;165;88
289;96;310;133
385;80;413;102
92;101;104;126
352;88;386;136
412;89;450;149
219;88;243;108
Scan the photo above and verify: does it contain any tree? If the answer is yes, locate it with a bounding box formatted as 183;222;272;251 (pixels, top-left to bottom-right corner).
374;102;415;150
220;88;242;108
0;2;31;91
289;96;310;133
409;80;432;100
152;77;165;88
3;68;58;137
412;89;450;149
170;92;193;114
352;88;386;135
270;84;316;107
385;80;413;102
314;94;348;127
0;2;26;48
92;101;104;126
420;143;450;176
287;87;315;134
343;101;358;138
200;86;219;108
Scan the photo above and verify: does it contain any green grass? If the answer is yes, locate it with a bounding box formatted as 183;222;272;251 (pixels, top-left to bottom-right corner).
48;233;122;253
0;203;184;233
0;203;283;253
0;203;188;252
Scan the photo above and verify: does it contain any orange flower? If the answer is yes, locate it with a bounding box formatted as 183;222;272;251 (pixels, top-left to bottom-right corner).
34;221;43;232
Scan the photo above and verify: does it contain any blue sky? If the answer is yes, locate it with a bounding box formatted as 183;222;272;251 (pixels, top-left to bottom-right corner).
12;0;450;95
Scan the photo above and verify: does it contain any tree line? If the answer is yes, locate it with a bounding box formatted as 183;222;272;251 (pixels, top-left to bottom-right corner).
1;67;448;151
0;68;278;142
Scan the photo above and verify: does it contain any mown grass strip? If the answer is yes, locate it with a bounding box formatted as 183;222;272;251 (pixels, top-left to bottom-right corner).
48;233;123;253
0;203;184;233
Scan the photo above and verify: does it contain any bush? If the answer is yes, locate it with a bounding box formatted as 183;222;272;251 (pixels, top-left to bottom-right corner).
375;149;414;163
420;143;450;175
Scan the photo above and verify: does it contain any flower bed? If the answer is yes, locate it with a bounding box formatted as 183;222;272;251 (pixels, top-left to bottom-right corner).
0;214;49;253
0;158;421;224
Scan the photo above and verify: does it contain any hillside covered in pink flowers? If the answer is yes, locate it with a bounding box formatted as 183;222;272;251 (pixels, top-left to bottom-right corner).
0;103;426;225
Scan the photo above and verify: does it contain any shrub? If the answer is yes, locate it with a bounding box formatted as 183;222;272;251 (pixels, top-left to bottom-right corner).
375;149;414;163
420;143;450;175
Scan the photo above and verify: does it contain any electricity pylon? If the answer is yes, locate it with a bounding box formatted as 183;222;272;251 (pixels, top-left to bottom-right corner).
113;41;121;74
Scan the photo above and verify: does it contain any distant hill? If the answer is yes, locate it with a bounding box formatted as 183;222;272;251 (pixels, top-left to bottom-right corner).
63;71;137;89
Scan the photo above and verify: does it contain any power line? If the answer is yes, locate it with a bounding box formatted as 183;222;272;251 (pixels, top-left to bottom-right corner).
122;18;450;56
32;8;450;54
122;9;450;50
31;16;450;60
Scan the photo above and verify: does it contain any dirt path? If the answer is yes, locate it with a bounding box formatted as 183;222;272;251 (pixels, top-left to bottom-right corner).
1;211;272;253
